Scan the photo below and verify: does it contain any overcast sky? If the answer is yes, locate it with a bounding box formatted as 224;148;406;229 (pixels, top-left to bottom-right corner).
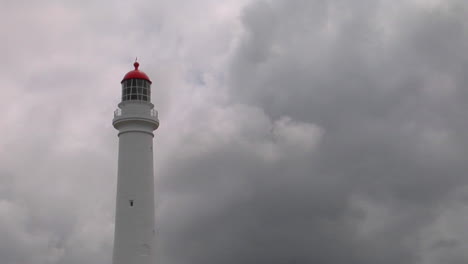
2;0;468;263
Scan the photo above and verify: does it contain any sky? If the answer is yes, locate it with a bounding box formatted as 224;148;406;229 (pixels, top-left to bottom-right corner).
2;0;468;263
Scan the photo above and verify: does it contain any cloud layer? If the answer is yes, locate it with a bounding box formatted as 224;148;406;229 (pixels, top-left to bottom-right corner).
2;0;468;263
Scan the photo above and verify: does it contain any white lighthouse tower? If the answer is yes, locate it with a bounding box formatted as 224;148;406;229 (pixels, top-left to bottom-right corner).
112;61;159;264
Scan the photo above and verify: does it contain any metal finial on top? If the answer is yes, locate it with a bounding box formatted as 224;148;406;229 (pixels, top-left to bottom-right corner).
133;57;140;70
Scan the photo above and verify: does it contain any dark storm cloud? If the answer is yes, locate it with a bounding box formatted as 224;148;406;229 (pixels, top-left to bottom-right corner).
2;0;468;263
155;1;468;263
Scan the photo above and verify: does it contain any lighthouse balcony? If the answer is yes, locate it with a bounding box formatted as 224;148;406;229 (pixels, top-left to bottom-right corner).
113;108;158;119
112;102;159;130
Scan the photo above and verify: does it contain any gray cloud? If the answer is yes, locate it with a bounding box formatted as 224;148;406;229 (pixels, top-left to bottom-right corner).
2;0;468;263
159;0;468;263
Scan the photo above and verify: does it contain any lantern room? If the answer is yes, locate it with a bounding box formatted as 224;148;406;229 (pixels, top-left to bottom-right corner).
121;62;152;102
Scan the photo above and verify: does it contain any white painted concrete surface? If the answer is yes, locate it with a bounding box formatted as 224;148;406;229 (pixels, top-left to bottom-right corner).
112;101;159;264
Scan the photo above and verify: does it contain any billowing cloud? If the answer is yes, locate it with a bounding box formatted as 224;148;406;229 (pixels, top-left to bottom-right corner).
1;0;468;263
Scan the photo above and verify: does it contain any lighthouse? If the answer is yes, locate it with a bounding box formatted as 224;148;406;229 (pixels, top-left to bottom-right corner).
112;61;159;264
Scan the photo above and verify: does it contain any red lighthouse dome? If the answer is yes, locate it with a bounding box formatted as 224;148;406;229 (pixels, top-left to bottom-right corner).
121;62;152;83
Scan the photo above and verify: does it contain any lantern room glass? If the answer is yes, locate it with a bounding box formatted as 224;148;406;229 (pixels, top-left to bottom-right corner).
121;79;151;102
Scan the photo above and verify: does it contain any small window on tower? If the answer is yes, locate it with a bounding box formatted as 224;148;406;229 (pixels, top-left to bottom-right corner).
129;200;134;207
